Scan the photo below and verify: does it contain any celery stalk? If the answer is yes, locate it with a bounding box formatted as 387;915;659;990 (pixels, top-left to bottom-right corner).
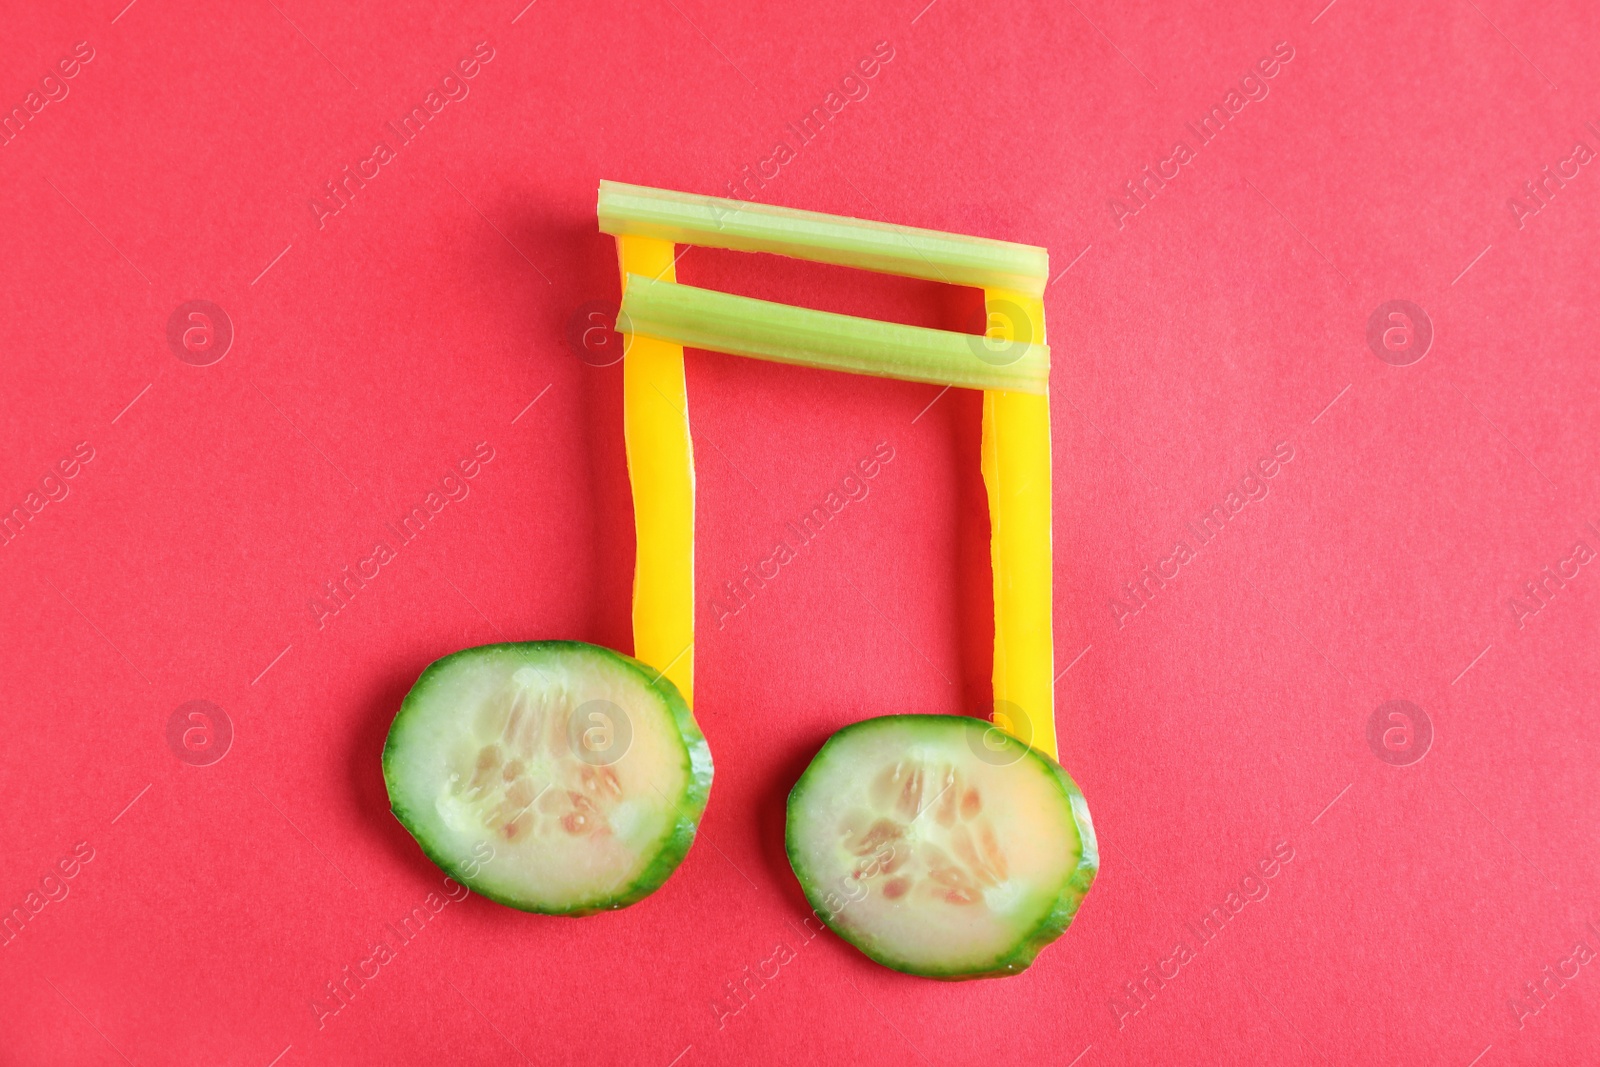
618;274;1049;394
599;181;1050;298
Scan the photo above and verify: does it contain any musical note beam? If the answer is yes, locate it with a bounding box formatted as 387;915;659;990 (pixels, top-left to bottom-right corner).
599;180;1049;297
619;274;1049;395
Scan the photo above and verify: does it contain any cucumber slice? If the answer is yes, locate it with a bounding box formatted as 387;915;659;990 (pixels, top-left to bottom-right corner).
785;714;1096;979
383;641;712;915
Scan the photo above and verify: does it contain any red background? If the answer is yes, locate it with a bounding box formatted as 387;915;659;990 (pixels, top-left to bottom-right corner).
3;0;1598;1064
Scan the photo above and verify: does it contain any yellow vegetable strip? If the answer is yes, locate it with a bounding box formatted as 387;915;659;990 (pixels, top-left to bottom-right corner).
981;289;1056;761
616;235;696;707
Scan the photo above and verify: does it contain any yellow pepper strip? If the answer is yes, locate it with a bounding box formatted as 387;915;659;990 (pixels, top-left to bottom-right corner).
980;289;1056;761
615;235;696;707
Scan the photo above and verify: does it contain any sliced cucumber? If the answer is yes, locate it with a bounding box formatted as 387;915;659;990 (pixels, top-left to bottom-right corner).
383;641;712;915
785;714;1096;979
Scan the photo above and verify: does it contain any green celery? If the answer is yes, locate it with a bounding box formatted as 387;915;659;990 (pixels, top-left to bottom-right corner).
598;181;1050;297
618;274;1049;394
